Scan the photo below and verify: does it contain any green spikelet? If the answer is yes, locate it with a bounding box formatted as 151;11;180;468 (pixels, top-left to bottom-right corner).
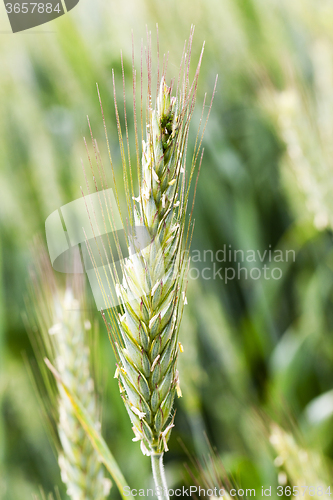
27;249;111;500
53;290;110;500
112;75;199;455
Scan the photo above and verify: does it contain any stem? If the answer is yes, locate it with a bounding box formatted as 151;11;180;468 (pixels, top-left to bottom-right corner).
151;453;169;500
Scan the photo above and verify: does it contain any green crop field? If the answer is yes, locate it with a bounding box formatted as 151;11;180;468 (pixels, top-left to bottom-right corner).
1;1;333;499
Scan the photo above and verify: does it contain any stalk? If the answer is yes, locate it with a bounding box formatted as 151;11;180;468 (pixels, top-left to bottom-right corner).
151;453;169;500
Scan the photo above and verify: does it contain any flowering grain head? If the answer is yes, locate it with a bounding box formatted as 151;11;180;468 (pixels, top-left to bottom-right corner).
87;29;216;456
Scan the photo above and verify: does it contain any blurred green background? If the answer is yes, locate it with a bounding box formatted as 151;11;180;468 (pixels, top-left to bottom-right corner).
1;0;333;498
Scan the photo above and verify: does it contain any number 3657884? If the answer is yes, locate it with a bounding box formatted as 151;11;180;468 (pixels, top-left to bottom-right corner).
5;3;62;14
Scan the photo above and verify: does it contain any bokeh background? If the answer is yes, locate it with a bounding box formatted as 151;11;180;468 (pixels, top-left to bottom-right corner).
1;0;333;498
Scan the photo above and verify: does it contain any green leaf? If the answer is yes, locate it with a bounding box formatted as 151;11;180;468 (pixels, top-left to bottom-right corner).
44;358;133;500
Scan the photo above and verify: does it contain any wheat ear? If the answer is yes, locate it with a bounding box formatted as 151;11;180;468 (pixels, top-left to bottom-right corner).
84;29;216;499
95;37;216;500
114;75;193;454
107;75;193;500
28;251;111;500
53;290;110;500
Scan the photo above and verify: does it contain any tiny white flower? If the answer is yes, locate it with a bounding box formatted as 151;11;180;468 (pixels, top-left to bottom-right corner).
132;426;142;442
131;406;146;420
160;423;175;452
140;441;151;456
